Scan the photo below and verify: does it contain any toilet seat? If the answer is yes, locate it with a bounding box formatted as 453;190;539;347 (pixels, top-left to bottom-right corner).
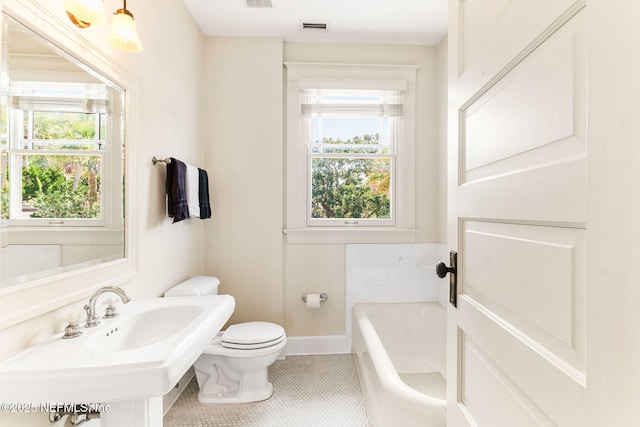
220;322;286;350
221;335;286;350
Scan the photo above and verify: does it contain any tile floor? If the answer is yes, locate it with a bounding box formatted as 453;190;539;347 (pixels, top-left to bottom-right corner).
164;354;370;427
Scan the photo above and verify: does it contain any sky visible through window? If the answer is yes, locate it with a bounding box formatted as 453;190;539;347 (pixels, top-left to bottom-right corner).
312;117;388;144
324;118;377;140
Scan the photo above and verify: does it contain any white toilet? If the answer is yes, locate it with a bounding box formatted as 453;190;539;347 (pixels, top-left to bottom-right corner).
164;276;287;404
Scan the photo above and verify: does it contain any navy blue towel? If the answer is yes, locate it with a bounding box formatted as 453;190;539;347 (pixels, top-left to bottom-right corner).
166;158;190;223
198;168;212;219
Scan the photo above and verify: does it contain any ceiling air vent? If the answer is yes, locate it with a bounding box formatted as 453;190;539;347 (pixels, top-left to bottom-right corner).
300;21;330;32
245;0;272;8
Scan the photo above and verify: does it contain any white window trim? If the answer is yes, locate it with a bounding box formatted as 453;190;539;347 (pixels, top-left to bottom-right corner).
284;62;418;244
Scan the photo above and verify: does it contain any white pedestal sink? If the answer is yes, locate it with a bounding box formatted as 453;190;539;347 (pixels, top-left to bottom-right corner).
0;295;235;427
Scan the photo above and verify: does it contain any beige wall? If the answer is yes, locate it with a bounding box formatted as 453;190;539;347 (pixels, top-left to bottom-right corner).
284;244;346;336
202;37;285;327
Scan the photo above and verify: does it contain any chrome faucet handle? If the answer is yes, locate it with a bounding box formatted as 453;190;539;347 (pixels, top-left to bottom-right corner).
102;298;119;319
62;313;83;339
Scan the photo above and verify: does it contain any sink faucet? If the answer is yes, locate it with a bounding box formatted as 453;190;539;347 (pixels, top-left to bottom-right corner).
84;286;130;328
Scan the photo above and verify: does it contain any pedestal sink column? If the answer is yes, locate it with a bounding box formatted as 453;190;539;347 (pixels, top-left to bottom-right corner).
100;396;163;427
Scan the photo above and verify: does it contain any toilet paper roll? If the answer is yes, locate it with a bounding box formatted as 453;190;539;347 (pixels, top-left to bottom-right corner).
306;293;321;309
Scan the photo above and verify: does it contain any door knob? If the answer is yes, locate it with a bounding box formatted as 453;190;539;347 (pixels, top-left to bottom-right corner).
436;262;455;278
436;251;458;307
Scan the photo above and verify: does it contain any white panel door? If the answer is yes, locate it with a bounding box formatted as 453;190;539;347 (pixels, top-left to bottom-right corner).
446;1;589;425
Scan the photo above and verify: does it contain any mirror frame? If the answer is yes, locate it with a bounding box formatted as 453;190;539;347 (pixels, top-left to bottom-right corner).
0;0;139;329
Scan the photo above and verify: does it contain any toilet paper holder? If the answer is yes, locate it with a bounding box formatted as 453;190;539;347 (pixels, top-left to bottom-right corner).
301;293;328;304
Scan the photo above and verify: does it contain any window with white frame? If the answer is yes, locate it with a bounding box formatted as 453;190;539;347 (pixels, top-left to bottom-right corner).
285;63;418;243
303;88;401;226
1;81;120;227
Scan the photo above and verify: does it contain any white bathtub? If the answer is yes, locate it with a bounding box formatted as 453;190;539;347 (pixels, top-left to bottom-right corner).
352;302;446;427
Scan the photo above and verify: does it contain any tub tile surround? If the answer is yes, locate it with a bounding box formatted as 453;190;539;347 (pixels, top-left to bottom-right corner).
346;243;447;339
285;243;447;355
347;243;446;303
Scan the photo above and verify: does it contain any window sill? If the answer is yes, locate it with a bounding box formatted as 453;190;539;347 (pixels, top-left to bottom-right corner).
283;228;418;244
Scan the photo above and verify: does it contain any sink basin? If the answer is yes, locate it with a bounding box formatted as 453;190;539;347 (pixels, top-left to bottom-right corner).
87;305;206;352
0;295;235;403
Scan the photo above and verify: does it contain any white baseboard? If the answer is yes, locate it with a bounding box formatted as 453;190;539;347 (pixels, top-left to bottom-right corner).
284;335;351;356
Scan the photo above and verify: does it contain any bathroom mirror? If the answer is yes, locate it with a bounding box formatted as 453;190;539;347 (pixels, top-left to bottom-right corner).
0;0;138;329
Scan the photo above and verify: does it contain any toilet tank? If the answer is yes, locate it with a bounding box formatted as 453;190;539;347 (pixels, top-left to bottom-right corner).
164;276;220;297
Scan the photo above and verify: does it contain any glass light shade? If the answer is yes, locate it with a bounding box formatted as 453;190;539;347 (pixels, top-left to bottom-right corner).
63;0;106;26
108;10;143;53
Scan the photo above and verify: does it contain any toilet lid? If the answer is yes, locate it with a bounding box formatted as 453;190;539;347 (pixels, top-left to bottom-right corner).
221;322;285;348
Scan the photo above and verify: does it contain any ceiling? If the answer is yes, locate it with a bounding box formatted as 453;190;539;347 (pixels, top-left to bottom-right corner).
181;0;448;46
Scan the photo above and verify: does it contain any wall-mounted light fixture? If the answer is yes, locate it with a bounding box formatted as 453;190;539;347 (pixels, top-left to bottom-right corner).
63;0;143;53
108;0;143;52
63;0;106;28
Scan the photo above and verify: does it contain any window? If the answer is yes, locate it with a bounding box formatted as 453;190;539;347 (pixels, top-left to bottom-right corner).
285;63;418;243
1;82;120;227
303;89;401;226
